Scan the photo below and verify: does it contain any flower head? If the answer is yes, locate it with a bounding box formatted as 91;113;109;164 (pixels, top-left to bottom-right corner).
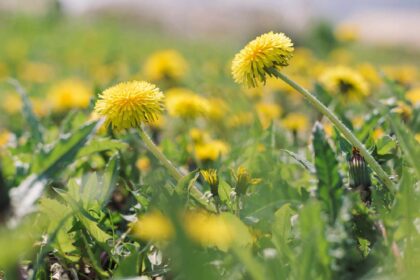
165;88;209;119
132;211;174;241
406;87;420;106
200;169;219;196
231;32;294;88
256;102;282;129
143;49;188;81
319;66;369;101
94;81;164;130
232;166;261;196
195;140;229;162
49;79;92;112
282;113;310;133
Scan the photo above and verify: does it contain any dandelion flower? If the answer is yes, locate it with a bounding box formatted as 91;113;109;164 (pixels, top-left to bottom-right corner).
165;88;209;119
184;211;234;250
49;79;92;112
281;113;309;133
231;32;294;88
200;169;219;196
136;156;151;173
232;166;261;196
143;49;188;81
195;140;229;162
94;81;164;130
133;211;174;241
0;130;12;148
319;66;369;101
256;102;282;129
406;88;420;106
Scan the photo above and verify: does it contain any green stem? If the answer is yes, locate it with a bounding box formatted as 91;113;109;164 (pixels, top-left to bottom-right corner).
274;71;396;193
138;126;216;211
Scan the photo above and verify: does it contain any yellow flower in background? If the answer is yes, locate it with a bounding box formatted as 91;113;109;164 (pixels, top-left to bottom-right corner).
323;123;334;137
415;134;420;144
184;211;234;250
49;79;92;112
189;128;210;144
335;24;359;42
3;94;22;114
352;116;364;129
195;140;229;161
143;49;188;81
136;156;151;173
227;112;254;128
133;211;174;241
256;102;282;129
207;98;228;120
392;101;412;121
231;32;294;88
165;88;209;119
319;66;369;101
0;130;12;148
19;62;54;83
94;81;164;130
282;113;309;133
372;128;384;140
384;65;418;86
406;88;420;106
357;63;381;87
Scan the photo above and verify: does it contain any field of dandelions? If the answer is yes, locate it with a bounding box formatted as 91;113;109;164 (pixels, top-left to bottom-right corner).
0;15;420;280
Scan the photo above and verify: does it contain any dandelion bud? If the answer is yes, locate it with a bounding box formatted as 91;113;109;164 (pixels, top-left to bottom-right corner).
200;169;219;197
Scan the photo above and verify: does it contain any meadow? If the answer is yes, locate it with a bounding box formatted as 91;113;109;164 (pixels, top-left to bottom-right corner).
0;15;420;279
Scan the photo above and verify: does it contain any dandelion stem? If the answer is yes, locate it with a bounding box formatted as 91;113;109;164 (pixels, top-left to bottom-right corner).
274;71;396;193
138;126;216;211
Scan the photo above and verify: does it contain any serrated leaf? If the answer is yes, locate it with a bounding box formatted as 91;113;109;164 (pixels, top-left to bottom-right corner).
272;203;294;260
312;122;343;223
31;121;99;176
281;149;316;174
389;117;420;179
8;79;43;144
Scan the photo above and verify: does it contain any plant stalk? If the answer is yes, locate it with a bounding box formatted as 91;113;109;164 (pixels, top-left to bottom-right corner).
274;71;396;193
138;126;216;211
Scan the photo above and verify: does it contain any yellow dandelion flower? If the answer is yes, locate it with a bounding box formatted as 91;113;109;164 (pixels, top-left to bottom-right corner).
207;98;228;121
200;169;219;196
256;102;282;129
415;134;420;144
133;211;174;241
406;88;420;106
195;140;229;162
165;88;209;119
189;128;210;144
231;32;294;88
282;113;310;133
184;211;234;250
227;112;254;128
3;94;22;114
0;130;12;148
372;128;384;140
319;66;369;101
49;79;92;112
392;101;412;121
136;156;151;173
357;63;381;87
384;65;418;86
232;166;261;195
94;81;164;130
143;49;188;81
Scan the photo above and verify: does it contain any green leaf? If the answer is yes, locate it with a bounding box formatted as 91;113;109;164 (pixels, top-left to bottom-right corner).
389;117;420;179
99;153;120;206
376;135;396;155
272;203;294;260
8;79;44;144
218;179;233;206
76;138;128;159
312;122;343;223
175;170;199;195
281;149;315;174
31;121;99;176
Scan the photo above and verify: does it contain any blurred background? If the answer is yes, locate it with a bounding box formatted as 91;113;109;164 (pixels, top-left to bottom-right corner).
1;0;420;48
